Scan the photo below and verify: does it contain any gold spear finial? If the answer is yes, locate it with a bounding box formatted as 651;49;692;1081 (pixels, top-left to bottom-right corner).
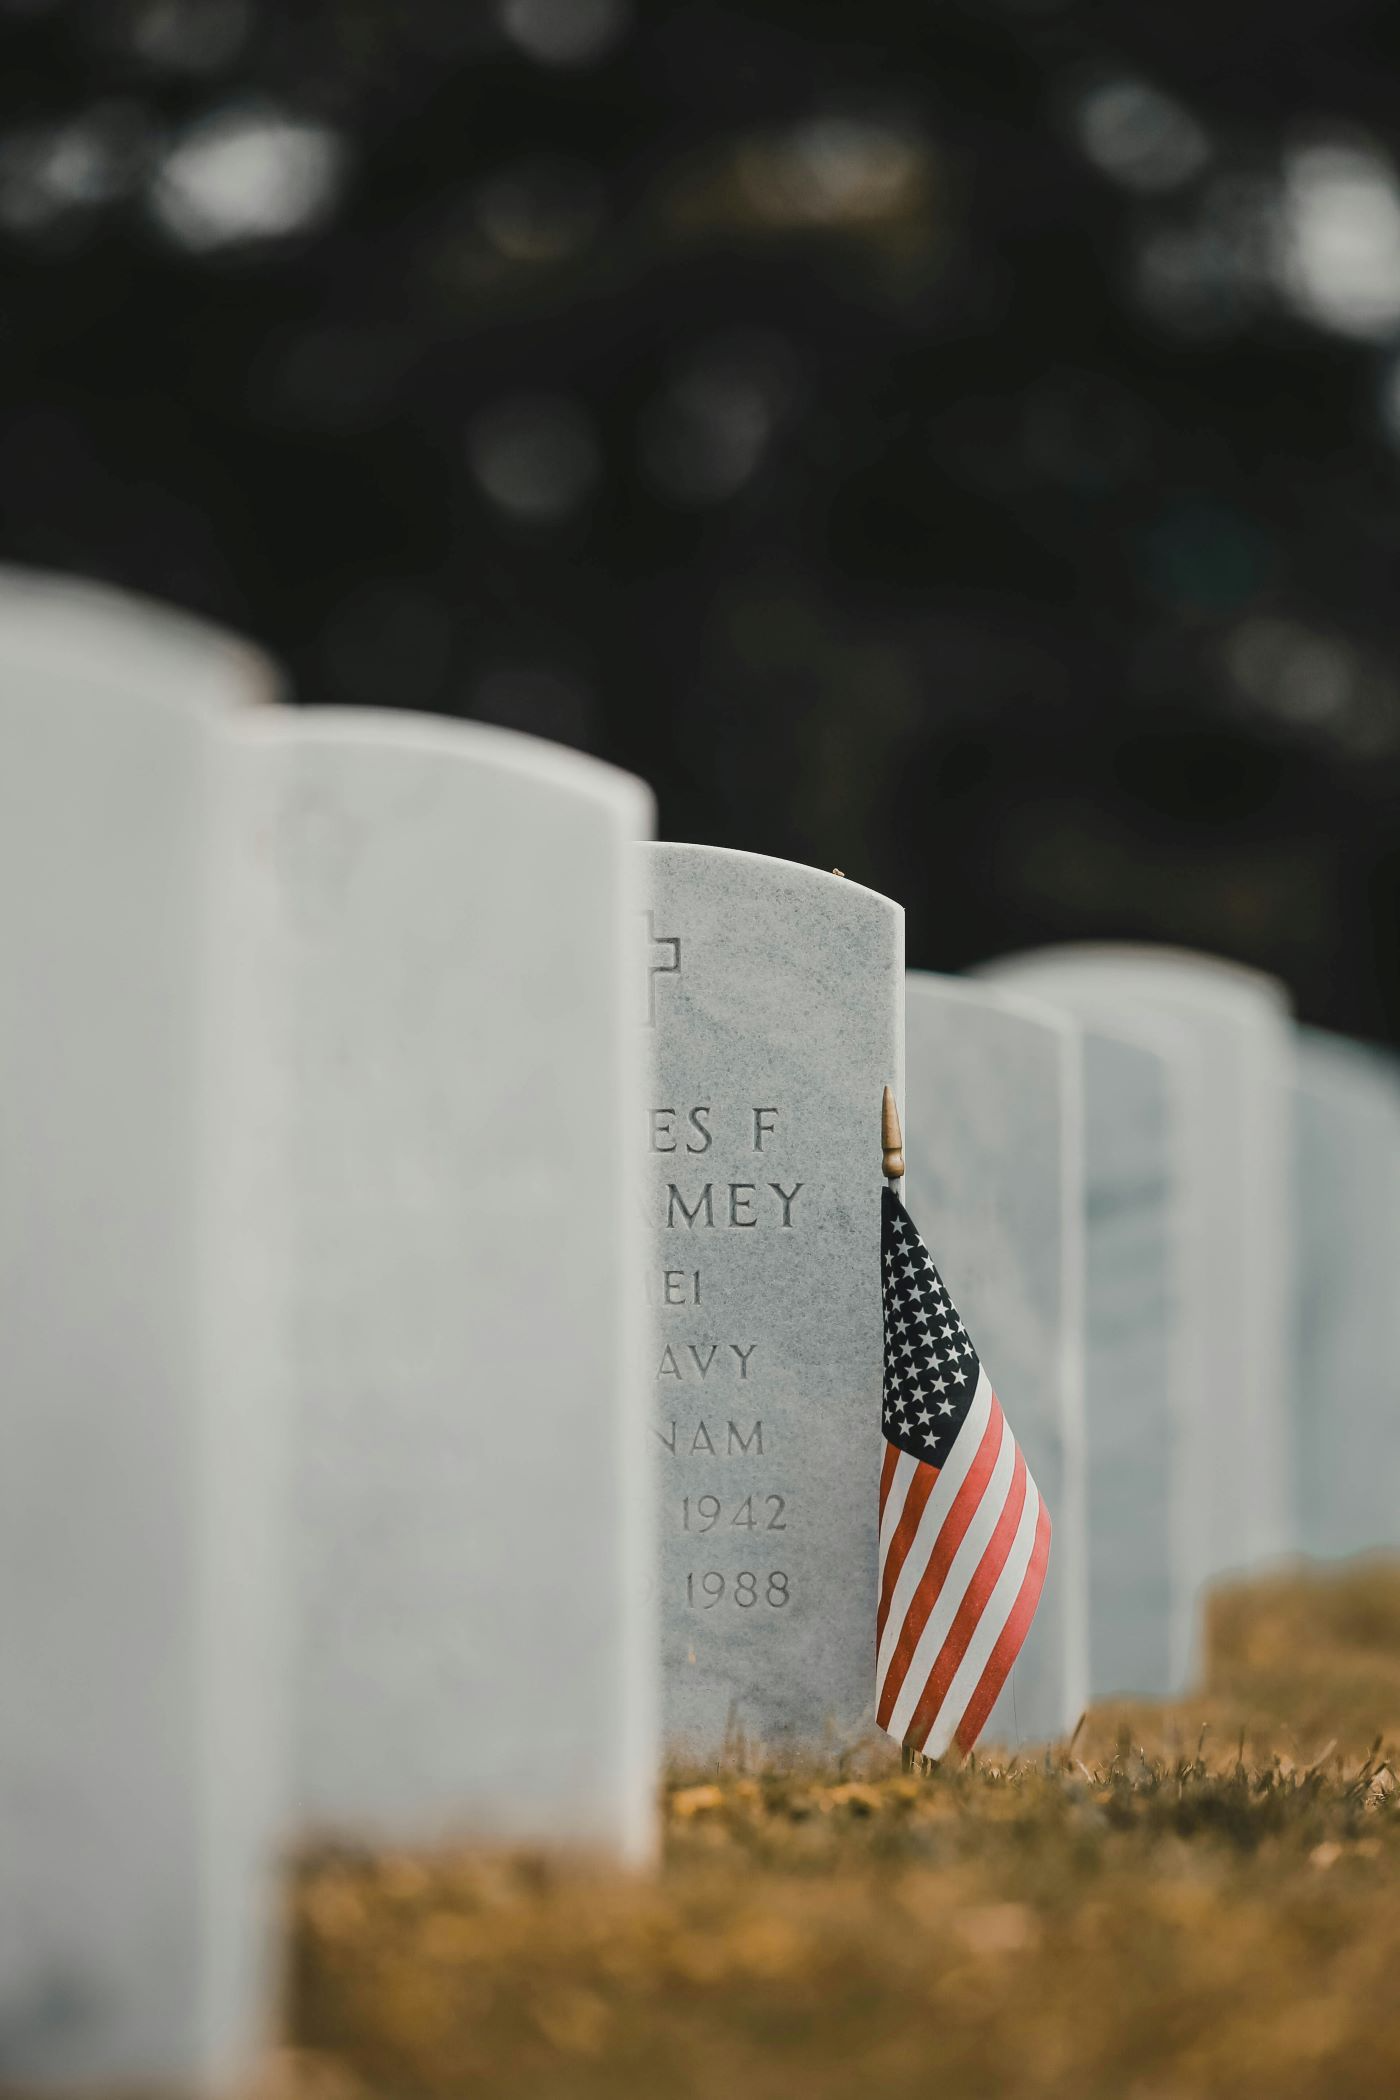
882;1085;905;1182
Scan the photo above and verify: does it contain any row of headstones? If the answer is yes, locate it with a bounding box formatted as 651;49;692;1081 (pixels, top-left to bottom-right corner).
3;574;1398;2092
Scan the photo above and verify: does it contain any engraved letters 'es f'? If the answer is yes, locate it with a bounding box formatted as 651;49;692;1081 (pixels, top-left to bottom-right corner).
643;912;681;1026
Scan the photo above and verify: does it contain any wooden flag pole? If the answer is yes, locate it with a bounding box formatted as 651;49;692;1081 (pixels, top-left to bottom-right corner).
882;1084;905;1192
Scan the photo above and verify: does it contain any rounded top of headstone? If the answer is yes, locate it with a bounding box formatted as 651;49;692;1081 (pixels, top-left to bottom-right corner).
979;941;1292;1024
0;564;282;718
644;841;902;923
906;967;1080;1048
1296;1026;1400;1116
243;704;653;831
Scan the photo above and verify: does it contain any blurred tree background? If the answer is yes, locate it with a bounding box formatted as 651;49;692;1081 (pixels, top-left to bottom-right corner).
3;0;1399;1033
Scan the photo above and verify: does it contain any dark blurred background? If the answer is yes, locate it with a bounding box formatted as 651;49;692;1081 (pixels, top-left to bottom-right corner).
3;0;1399;1033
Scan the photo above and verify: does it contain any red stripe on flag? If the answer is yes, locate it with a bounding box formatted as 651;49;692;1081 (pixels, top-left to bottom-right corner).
952;1496;1053;1757
876;1461;939;1646
903;1446;1029;1755
878;1438;901;1525
875;1395;1005;1732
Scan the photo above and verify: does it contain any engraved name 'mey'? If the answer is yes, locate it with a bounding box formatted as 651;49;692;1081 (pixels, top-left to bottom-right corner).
664;1183;803;1228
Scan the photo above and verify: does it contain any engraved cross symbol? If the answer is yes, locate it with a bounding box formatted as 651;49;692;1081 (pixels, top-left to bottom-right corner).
643;911;681;1026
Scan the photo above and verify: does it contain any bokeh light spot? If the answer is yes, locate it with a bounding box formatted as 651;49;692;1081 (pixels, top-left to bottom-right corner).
739;115;931;230
1279;136;1400;341
499;0;631;69
129;0;250;75
640;331;792;506
466;394;602;525
1074;75;1210;194
0;107;147;237
149;103;347;250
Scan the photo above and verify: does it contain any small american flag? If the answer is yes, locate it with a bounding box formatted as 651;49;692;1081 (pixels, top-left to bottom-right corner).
877;1187;1051;1759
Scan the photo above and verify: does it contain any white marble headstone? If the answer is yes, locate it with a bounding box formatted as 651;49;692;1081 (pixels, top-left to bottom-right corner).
0;573;285;2092
1078;1028;1189;1697
903;974;1087;1746
263;712;658;1862
1292;1028;1400;1563
982;946;1295;1595
643;848;903;1757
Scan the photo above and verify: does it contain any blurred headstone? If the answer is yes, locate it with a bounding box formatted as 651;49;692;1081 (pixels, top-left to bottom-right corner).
982;946;1295;1601
0;573;285;2093
1292;1028;1400;1561
643;846;903;1756
268;712;659;1861
903;974;1087;1746
1079;1027;1190;1697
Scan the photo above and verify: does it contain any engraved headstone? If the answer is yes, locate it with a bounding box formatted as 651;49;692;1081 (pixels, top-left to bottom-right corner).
643;847;903;1756
903;974;1087;1746
266;712;659;1860
982;946;1295;1592
0;574;285;2093
1292;1028;1400;1562
1079;1028;1189;1697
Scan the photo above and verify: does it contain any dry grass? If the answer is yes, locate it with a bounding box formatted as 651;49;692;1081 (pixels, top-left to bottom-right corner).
274;1559;1400;2100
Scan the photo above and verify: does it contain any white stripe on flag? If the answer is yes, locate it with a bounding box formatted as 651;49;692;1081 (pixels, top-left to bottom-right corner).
885;1407;1017;1742
878;1448;920;1560
917;1475;1042;1760
876;1368;993;1696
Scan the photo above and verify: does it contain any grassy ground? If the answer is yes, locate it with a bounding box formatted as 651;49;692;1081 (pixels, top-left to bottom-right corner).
272;1560;1400;2100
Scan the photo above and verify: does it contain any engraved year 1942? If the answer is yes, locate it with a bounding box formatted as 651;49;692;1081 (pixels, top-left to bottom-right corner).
682;1493;787;1532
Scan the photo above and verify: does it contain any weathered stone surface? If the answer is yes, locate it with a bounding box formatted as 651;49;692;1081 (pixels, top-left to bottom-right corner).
268;712;659;1862
643;847;903;1757
1292;1028;1400;1562
903;974;1087;1746
1079;1028;1189;1697
982;946;1295;1596
0;573;284;2092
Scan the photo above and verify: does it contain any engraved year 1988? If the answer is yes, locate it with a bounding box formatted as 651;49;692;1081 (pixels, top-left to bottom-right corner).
686;1571;790;1608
